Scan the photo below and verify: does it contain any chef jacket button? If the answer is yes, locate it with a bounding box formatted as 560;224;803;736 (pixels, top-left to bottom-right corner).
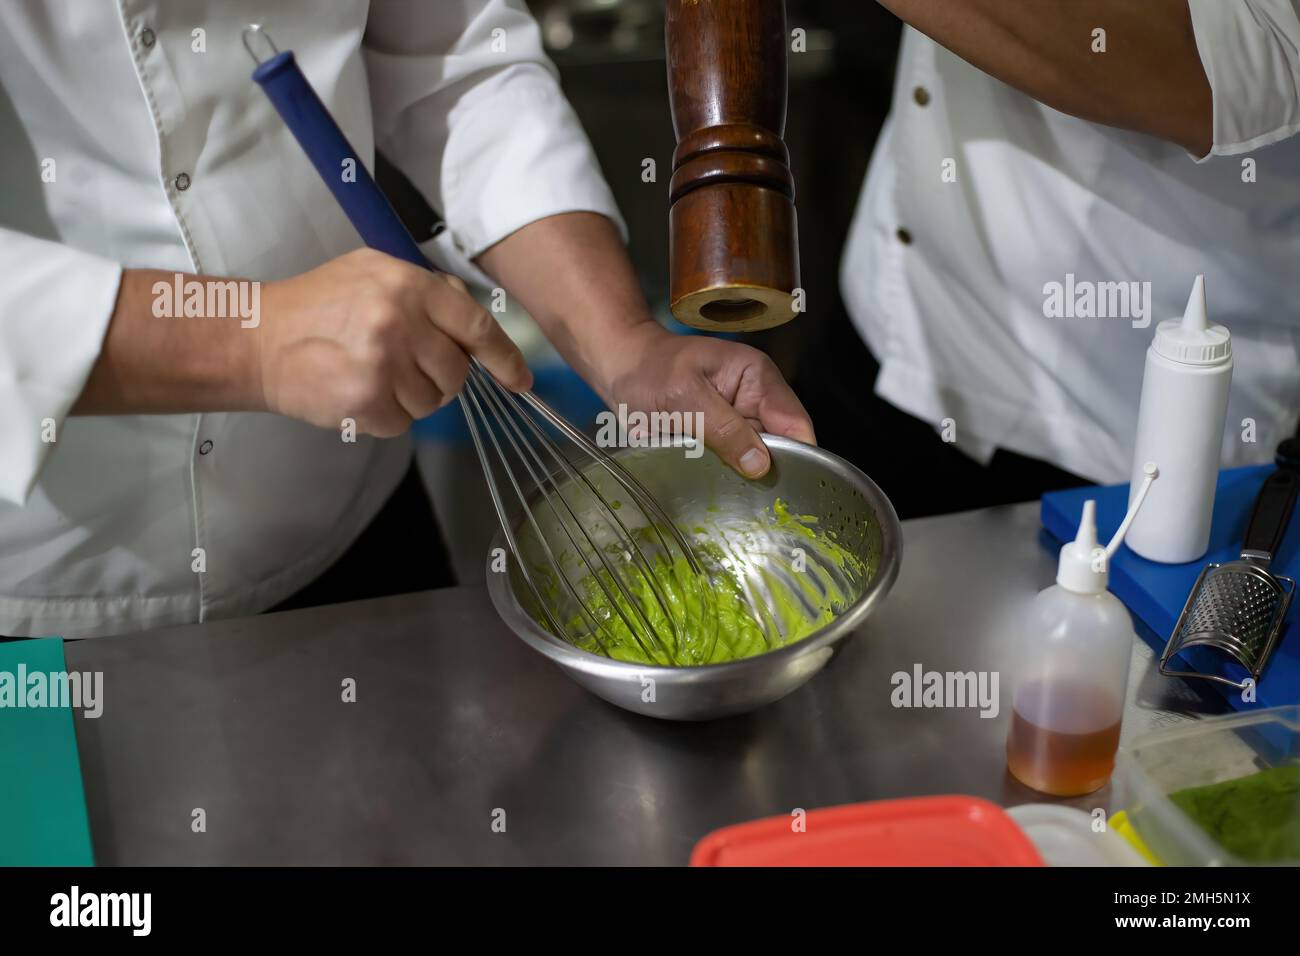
199;440;214;456
896;227;913;245
913;86;930;106
174;172;191;192
140;27;156;49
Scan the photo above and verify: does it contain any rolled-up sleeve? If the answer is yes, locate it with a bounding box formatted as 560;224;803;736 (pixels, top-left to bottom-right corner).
0;228;120;505
362;0;625;279
1188;0;1300;155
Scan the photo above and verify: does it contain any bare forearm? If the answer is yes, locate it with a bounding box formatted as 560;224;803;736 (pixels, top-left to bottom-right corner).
73;269;263;415
474;212;659;404
879;0;1212;154
74;252;530;434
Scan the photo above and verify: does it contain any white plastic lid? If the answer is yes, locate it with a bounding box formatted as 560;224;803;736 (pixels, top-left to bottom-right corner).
1151;274;1231;366
1057;464;1159;594
1057;500;1107;593
1007;805;1149;867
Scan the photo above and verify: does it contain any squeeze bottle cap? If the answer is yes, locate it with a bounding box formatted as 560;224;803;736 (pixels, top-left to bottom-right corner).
1152;275;1231;366
1057;464;1159;594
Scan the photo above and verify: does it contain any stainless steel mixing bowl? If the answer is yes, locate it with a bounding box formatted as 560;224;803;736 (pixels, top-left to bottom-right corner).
485;435;902;720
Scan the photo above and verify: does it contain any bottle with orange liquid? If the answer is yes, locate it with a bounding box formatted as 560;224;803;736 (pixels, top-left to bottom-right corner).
1007;465;1158;797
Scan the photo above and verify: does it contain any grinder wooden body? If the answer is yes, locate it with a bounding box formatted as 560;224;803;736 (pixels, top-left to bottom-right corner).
666;0;799;332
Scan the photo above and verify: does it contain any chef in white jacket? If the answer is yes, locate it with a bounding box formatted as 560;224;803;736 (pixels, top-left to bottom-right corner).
0;0;814;639
830;0;1300;511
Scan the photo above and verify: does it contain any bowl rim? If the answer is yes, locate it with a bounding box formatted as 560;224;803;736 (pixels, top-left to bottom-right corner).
484;434;903;677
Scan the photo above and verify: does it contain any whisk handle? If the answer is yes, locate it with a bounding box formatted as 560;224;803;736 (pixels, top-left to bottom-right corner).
251;50;430;270
1241;465;1300;563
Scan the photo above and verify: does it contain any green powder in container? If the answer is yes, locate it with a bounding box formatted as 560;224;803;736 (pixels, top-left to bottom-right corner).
1168;764;1300;862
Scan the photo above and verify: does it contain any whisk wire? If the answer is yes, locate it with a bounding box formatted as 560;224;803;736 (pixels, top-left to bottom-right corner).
467;370;671;662
463;362;710;664
457;387;570;640
488;384;686;661
516;385;718;658
462;374;621;654
518;385;704;576
459;384;617;654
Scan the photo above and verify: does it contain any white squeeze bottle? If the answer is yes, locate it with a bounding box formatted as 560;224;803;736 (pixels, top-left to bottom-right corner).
1006;466;1157;797
1125;275;1232;563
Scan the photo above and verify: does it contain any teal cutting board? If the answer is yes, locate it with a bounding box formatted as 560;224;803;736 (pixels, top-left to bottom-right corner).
0;638;95;865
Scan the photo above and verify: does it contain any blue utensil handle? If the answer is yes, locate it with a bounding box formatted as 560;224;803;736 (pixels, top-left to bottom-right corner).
251;50;430;270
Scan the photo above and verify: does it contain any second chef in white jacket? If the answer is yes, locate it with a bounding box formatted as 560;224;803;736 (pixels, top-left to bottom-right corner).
822;0;1300;516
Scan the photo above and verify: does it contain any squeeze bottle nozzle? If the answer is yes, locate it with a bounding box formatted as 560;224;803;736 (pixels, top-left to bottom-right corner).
1056;463;1159;594
1182;274;1207;334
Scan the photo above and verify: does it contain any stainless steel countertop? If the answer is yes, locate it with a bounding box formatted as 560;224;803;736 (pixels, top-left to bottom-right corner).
66;501;1219;865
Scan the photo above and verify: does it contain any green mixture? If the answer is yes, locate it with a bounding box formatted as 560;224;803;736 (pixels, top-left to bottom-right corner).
554;498;867;667
1169;764;1300;862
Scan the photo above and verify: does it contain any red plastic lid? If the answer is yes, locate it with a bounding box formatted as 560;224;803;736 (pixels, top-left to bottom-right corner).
690;796;1045;867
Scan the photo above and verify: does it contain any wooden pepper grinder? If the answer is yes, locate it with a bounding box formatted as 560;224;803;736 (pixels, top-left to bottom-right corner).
666;0;799;331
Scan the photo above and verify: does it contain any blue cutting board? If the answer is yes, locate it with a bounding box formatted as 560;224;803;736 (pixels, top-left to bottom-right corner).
1041;465;1300;710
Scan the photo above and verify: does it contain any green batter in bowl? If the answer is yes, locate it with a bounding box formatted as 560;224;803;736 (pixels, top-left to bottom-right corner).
555;498;868;667
485;436;902;720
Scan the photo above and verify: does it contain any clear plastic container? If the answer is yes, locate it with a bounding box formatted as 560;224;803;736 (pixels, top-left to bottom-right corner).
1112;705;1300;866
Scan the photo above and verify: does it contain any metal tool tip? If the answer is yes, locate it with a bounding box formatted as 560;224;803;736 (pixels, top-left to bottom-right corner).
242;24;279;65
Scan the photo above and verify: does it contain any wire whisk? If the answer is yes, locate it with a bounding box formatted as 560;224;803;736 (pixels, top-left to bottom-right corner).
460;361;714;665
240;27;712;663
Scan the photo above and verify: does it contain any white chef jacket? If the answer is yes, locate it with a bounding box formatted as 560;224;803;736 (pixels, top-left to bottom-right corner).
0;0;622;638
844;0;1300;484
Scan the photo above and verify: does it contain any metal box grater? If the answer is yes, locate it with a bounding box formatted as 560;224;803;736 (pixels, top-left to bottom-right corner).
1162;455;1300;690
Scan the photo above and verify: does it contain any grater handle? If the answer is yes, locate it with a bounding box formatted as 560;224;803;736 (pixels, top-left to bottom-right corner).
1241;467;1300;563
